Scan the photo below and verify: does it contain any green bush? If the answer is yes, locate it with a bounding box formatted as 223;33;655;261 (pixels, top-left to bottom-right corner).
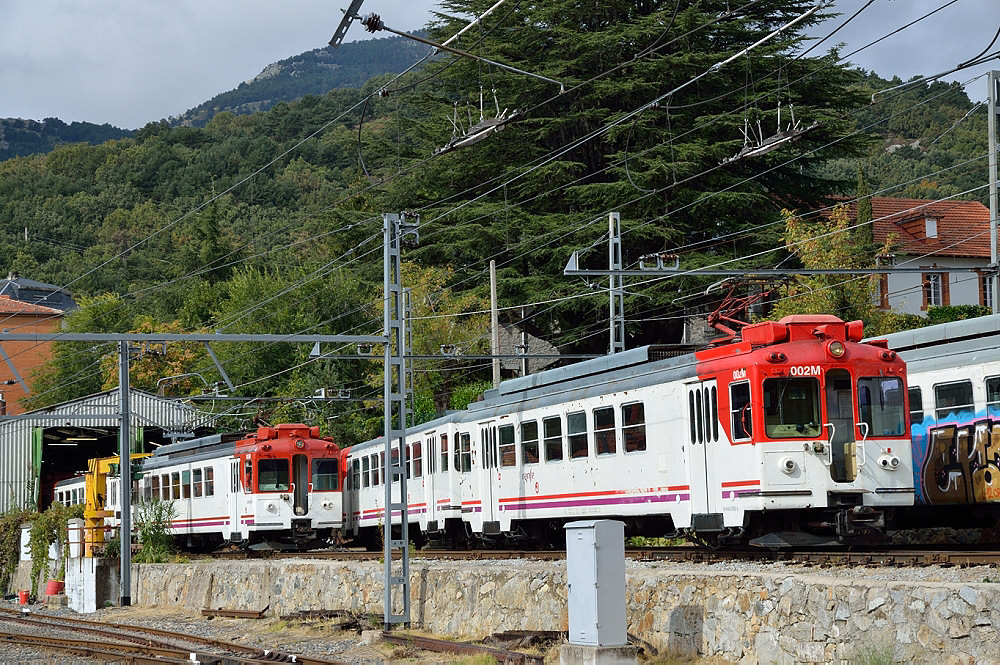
28;502;84;595
132;498;177;564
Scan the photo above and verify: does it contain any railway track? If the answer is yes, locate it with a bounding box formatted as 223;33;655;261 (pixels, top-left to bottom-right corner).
0;607;343;664
206;544;1000;567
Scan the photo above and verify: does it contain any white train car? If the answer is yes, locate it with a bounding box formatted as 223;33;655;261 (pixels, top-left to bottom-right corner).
344;315;915;547
53;475;86;508
879;314;1000;528
127;424;343;550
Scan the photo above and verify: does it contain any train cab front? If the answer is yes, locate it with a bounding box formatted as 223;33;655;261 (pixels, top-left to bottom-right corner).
706;316;915;547
239;424;343;550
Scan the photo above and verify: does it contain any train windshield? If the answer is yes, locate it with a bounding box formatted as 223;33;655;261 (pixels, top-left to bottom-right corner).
762;377;822;438
312;458;339;490
258;459;290;491
858;377;906;436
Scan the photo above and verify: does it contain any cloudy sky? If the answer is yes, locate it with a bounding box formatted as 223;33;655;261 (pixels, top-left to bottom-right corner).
0;1;996;129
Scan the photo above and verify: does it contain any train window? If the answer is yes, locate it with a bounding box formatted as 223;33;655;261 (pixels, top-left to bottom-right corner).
181;470;192;499
622;403;646;452
499;424;516;467
151;475;160;501
193;468;203;498
459;433;472;473
313;458;339;490
731;383;752;439
567;411;588;459
391;447;400;482
440;434;449;472
371;454;379;486
380;452;386;483
427;437;435;475
244;459;252;493
762;378;821;438
696;388;704;444
934;381;974;420
171;472;181;499
543;416;563;462
594;407;616;455
205;467;215;496
688;392;696;443
362;456;370;488
405;445;412;479
350;459;360;490
161;474;171;500
987;378;1000;416
711;386;719;441
858;377;905;436
521;421;539;464
413;441;422;478
259;459;291;492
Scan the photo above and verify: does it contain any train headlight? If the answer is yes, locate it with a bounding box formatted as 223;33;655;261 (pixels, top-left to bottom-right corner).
827;340;846;358
280;493;290;502
295;439;305;449
780;457;797;475
322;500;334;510
878;454;900;470
266;502;277;513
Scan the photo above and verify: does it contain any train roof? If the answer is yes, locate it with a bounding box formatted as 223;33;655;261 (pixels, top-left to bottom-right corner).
144;432;246;471
349;345;700;453
54;475;85;489
876;314;1000;373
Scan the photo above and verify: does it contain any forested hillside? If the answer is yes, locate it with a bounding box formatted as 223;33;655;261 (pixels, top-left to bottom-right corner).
0;1;984;442
0;117;132;160
813;71;988;203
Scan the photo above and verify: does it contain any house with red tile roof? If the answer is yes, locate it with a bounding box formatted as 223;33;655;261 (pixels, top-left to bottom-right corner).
836;197;992;316
0;294;65;415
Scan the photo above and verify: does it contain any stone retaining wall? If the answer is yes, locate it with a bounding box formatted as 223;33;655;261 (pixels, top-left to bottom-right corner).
129;560;996;664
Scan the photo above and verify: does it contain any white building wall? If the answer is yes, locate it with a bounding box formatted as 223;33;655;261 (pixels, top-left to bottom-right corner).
887;256;985;317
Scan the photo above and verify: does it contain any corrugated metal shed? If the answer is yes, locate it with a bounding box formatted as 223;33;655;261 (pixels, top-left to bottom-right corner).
0;389;216;511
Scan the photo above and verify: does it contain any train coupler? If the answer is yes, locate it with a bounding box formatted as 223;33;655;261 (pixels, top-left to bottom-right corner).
835;506;885;538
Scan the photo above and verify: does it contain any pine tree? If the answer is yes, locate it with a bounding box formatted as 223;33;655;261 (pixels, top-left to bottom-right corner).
373;1;870;351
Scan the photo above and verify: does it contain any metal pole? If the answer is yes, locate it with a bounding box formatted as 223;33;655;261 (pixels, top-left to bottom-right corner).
988;71;999;314
490;260;501;388
382;213;410;629
520;306;529;378
609;213;625;354
118;341;131;607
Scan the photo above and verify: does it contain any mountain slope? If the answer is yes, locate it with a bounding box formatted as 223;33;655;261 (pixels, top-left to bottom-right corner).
172;36;432;127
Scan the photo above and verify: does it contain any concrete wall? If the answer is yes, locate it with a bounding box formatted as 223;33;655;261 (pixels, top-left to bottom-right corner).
128;560;997;664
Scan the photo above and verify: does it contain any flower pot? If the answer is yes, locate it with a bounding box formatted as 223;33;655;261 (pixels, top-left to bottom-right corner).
17;590;29;605
45;580;64;596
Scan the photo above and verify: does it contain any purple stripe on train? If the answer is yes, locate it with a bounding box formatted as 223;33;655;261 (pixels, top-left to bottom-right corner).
500;493;690;511
722;489;759;499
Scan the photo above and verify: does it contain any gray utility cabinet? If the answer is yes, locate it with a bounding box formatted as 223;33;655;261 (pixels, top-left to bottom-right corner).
564;520;627;646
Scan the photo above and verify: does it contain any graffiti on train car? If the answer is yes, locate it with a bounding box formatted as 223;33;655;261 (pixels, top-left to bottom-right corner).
918;417;1000;504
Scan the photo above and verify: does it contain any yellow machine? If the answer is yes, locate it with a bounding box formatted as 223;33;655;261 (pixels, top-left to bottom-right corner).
83;453;150;557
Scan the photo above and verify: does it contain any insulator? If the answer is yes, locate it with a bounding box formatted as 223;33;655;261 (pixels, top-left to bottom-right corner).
362;12;383;33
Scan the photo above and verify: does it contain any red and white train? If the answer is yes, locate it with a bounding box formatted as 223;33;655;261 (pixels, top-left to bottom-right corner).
58;314;915;550
130;424;342;550
340;314;915;547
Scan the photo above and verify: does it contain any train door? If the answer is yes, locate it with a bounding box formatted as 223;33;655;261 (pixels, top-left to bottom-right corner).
228;458;241;541
687;380;721;528
292;453;308;516
424;434;437;531
825;369;858;482
476;422;500;534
